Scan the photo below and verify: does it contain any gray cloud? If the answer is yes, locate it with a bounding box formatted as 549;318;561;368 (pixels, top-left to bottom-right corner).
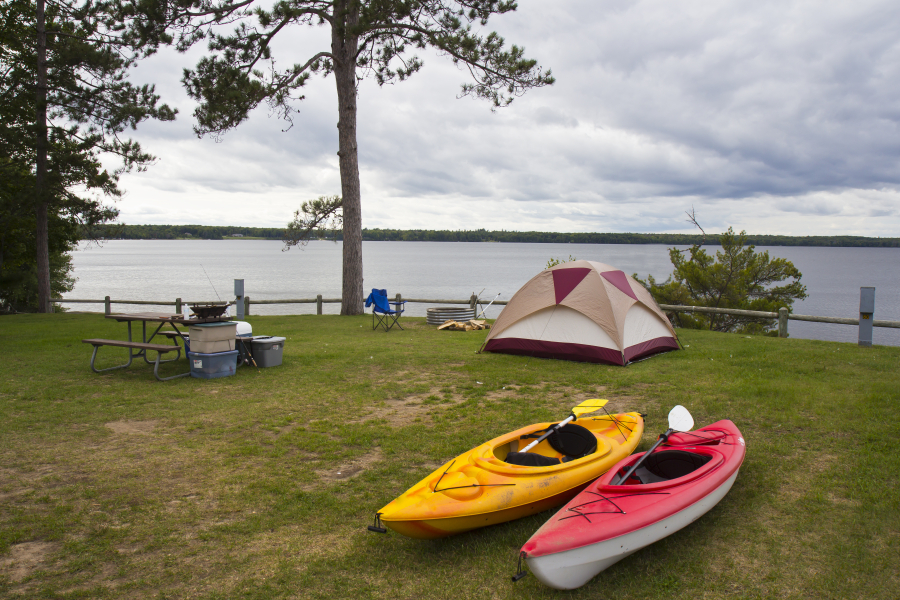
112;0;900;235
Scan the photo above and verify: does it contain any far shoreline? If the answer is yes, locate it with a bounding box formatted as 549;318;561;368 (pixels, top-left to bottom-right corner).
86;226;900;248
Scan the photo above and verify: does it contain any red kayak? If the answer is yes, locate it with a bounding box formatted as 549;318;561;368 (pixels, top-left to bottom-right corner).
518;419;745;589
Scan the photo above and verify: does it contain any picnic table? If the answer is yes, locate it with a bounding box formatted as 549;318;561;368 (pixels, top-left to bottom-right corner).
82;312;233;381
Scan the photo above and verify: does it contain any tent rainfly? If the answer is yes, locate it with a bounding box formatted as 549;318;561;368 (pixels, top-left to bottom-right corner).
482;260;679;365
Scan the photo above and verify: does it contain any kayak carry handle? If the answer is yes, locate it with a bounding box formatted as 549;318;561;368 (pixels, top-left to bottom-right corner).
367;513;387;534
512;551;528;582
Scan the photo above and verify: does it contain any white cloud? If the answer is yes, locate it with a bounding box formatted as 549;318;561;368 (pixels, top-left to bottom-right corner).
110;0;900;235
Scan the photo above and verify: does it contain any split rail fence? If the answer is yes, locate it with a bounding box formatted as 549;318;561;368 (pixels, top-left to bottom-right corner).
53;295;900;339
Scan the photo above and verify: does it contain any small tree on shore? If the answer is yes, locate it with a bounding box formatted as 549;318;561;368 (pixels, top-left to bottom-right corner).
634;228;808;334
546;255;577;269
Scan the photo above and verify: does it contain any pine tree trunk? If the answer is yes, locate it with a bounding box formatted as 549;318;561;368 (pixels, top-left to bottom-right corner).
35;0;51;313
332;1;364;316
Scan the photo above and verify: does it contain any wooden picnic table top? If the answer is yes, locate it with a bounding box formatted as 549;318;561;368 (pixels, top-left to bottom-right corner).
106;312;232;325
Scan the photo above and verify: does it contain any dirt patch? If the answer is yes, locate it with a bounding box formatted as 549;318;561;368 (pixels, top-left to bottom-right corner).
0;541;57;582
601;395;645;412
348;390;464;427
105;420;158;435
0;487;34;502
257;421;305;440
483;387;524;402
293;530;354;560
314;447;383;483
406;460;444;474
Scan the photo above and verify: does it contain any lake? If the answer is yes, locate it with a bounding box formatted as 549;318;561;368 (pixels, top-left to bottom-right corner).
64;240;900;346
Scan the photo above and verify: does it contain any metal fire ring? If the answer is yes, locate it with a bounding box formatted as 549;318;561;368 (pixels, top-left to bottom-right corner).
426;307;476;325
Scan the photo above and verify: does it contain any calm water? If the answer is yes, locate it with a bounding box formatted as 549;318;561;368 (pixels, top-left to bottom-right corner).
65;240;900;346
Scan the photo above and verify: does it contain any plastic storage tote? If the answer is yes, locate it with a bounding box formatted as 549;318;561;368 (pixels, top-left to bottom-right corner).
250;336;285;367
188;322;237;342
190;338;235;354
188;350;239;379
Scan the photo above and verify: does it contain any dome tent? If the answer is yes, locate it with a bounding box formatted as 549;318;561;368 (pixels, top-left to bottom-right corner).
482;260;679;365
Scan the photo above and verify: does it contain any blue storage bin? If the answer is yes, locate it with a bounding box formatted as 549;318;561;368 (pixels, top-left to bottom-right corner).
188;350;238;379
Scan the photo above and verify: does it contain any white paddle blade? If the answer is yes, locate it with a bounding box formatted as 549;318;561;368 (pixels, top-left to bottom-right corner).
667;405;694;432
572;398;608;417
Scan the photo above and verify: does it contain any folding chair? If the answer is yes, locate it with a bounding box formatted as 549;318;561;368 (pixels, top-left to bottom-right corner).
365;289;407;331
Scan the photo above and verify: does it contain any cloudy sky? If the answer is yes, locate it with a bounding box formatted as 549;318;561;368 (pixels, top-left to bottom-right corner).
115;0;900;236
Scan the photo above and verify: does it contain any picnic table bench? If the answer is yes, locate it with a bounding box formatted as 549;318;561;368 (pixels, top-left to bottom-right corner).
82;338;190;381
82;312;232;382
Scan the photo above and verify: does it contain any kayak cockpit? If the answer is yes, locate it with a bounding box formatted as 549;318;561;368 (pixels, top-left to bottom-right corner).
499;423;597;466
612;450;713;484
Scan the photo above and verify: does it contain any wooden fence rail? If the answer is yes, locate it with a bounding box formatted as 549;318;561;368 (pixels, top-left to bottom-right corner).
53;296;900;338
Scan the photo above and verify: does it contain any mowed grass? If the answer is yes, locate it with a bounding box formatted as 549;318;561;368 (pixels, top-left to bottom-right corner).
0;312;898;599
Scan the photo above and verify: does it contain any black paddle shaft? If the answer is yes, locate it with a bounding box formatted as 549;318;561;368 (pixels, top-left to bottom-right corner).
614;428;674;485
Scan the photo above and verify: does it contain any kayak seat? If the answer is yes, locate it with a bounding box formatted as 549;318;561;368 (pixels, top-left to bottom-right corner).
632;450;713;483
504;423;598;466
548;424;598;459
504;452;561;467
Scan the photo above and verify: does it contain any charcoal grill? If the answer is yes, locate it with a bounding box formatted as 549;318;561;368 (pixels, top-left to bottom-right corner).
190;303;230;319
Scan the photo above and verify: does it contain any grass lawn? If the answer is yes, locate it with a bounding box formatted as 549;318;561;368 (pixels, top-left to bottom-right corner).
0;312;898;599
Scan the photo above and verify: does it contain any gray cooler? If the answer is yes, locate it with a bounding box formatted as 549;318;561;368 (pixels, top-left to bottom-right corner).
250;335;285;367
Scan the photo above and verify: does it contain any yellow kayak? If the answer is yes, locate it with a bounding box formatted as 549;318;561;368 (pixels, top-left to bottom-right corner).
373;412;644;539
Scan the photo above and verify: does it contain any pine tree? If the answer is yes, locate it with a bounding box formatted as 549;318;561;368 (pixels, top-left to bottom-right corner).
116;0;553;314
0;0;175;311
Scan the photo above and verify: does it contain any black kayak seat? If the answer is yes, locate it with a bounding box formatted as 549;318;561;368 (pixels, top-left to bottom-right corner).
548;423;597;458
504;423;598;466
504;452;561;466
630;450;713;483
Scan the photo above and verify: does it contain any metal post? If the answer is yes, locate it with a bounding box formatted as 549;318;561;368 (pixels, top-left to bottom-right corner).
778;307;788;338
175;297;182;313
316;294;323;315
859;287;875;347
104;295;111;315
234;279;245;319
244;296;250;316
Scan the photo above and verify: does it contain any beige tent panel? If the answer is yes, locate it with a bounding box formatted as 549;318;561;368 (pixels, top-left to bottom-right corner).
629;280;677;337
558;270;622;345
623;303;676;347
585;260;618;274
587;260;676;339
489;270;556;338
493;305;620;350
599;276;641;345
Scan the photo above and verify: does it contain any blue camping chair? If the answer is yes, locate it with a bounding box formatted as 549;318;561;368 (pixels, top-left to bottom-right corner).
365;289;407;331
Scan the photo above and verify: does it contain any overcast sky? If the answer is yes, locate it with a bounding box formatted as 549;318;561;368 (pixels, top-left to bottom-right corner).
114;0;900;236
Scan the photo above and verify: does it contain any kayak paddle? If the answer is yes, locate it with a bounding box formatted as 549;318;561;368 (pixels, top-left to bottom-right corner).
613;405;694;485
519;399;609;454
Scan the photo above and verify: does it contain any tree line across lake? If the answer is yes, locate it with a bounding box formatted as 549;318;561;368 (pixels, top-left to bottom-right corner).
93;225;900;247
